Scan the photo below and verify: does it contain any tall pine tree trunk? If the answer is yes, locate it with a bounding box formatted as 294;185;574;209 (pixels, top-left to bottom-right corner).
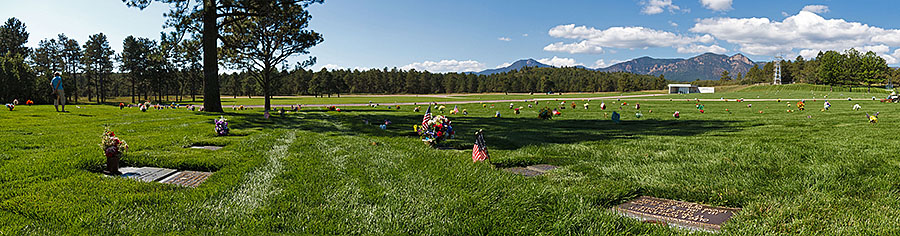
202;0;223;112
131;76;136;103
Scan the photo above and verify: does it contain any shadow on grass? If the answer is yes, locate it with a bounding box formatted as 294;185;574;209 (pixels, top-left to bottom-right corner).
218;110;741;152
323;112;741;151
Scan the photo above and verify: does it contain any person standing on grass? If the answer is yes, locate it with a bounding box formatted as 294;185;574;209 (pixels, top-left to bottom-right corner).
50;72;65;112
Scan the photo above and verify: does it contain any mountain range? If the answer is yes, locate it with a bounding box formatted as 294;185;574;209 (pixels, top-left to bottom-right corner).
476;53;759;81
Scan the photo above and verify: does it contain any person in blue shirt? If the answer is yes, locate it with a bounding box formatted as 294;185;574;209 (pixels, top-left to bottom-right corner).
50;72;65;112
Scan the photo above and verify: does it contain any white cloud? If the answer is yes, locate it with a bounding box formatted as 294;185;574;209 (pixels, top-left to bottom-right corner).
315;64;375;71
677;44;728;54
669;21;678;27
522;33;529;37
782;12;789;17
863;45;890;54
883;55;899;64
885;49;900;64
801;5;829;14
593;59;623;68
700;0;732;12
640;0;682;15
495;62;512;68
544;24;714;54
544;41;605;54
798;49;822;60
400;59;485;73
690;11;900;57
498;37;511;42
320;64;345;70
537;56;583;67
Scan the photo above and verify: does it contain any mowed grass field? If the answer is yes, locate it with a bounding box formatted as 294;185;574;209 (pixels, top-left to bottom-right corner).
106;91;659;107
659;84;892;100
2;84;900;235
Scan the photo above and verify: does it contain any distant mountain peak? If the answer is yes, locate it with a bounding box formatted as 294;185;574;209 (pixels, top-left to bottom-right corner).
729;53;752;64
476;58;551;75
477;53;757;81
596;52;756;81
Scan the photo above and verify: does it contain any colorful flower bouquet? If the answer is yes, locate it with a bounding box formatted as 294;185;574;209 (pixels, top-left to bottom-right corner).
416;115;454;146
99;129;128;174
215;116;230;136
538;107;553;119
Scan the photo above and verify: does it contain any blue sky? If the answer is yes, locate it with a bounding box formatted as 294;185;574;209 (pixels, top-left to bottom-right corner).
4;0;900;73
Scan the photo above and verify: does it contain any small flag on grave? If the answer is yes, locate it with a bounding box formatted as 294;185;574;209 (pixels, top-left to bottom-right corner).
422;106;433;129
473;129;490;163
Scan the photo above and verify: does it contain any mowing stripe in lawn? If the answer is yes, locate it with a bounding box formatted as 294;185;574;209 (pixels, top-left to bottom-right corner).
207;131;296;215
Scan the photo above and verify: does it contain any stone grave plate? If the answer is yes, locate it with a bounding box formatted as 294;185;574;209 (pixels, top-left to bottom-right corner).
159;171;213;187
613;196;740;232
189;146;223;151
502;167;543;177
120;167;178;182
526;164;558;173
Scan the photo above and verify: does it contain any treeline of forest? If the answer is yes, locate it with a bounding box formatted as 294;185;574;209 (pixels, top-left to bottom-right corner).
694;48;899;91
0;15;668;104
221;67;669;98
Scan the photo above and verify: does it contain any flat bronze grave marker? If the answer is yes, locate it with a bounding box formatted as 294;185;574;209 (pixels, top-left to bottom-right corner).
526;164;558;173
613;196;740;232
502;167;543;177
503;164;559;177
159;171;213;188
120;167;178;182
189;146;223;151
115;167;213;187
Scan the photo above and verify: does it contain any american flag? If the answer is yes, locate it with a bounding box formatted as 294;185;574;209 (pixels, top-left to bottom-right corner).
472;129;490;162
421;105;432;129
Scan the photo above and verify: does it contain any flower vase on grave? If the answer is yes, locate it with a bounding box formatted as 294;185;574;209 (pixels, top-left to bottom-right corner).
106;155;121;175
100;130;127;175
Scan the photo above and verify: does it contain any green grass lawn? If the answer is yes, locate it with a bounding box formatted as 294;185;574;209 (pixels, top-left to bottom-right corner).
659;84;894;100
2;85;900;234
104;91;658;106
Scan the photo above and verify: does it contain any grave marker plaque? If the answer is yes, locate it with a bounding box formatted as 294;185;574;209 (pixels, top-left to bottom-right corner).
527;164;558;173
502;167;543;177
503;164;559;177
613;196;740;232
120;167;178;182
159;171;213;188
189;146;223;151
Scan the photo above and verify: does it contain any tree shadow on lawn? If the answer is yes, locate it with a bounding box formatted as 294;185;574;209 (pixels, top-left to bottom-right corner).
342;113;742;151
223;110;406;136
221;110;742;151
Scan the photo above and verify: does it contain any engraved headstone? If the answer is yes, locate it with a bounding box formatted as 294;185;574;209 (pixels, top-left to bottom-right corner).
503;164;558;177
613;196;740;232
502;167;543;177
526;164;558;173
189;146;223;151
159;171;213;187
119;167;178;182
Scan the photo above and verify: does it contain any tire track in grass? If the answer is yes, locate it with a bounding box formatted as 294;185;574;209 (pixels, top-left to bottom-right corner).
207;131;296;215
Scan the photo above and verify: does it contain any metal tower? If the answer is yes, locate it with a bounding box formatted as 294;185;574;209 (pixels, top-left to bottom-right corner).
773;55;783;85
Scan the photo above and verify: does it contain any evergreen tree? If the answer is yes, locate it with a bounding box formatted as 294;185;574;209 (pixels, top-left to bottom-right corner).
0;17;30;57
719;70;731;81
82;33;115;103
